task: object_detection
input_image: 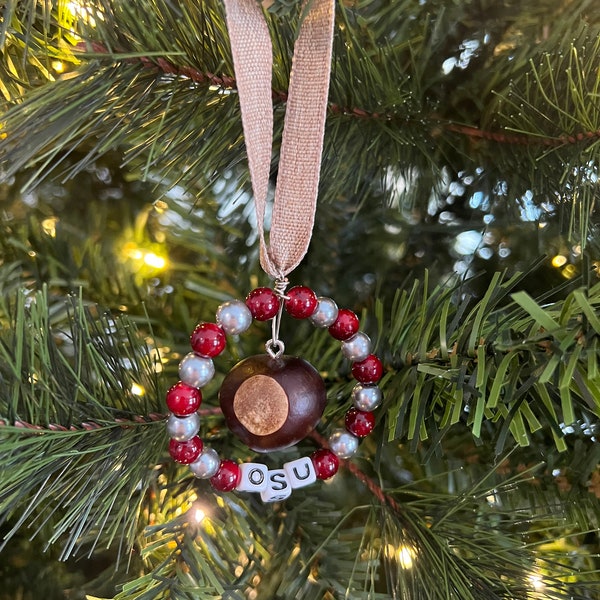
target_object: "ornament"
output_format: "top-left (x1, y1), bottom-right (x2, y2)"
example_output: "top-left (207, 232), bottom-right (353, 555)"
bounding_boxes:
top-left (219, 354), bottom-right (326, 452)
top-left (165, 283), bottom-right (384, 503)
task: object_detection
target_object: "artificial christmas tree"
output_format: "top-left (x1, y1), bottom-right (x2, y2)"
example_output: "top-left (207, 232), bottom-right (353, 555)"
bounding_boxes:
top-left (0, 0), bottom-right (599, 598)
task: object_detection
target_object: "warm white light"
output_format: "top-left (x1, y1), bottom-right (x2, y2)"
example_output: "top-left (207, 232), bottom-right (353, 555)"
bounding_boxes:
top-left (143, 252), bottom-right (166, 269)
top-left (66, 1), bottom-right (99, 26)
top-left (551, 254), bottom-right (567, 268)
top-left (529, 573), bottom-right (544, 591)
top-left (398, 546), bottom-right (414, 569)
top-left (385, 543), bottom-right (415, 569)
top-left (41, 216), bottom-right (59, 237)
top-left (193, 508), bottom-right (206, 524)
top-left (130, 382), bottom-right (145, 396)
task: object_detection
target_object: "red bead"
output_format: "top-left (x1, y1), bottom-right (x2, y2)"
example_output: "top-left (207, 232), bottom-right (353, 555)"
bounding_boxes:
top-left (284, 286), bottom-right (318, 319)
top-left (345, 407), bottom-right (375, 437)
top-left (166, 381), bottom-right (202, 416)
top-left (210, 459), bottom-right (241, 492)
top-left (311, 448), bottom-right (339, 480)
top-left (351, 354), bottom-right (383, 384)
top-left (328, 309), bottom-right (359, 341)
top-left (245, 287), bottom-right (281, 321)
top-left (190, 322), bottom-right (226, 357)
top-left (169, 436), bottom-right (203, 464)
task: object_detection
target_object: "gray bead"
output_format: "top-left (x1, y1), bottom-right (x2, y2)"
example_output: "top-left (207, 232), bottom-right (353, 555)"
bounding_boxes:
top-left (341, 332), bottom-right (371, 362)
top-left (166, 412), bottom-right (200, 441)
top-left (329, 429), bottom-right (359, 459)
top-left (309, 297), bottom-right (339, 328)
top-left (189, 447), bottom-right (221, 479)
top-left (352, 383), bottom-right (382, 411)
top-left (179, 352), bottom-right (215, 388)
top-left (216, 300), bottom-right (253, 335)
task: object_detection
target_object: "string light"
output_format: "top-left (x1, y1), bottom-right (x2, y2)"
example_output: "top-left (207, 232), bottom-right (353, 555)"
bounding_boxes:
top-left (65, 1), bottom-right (100, 26)
top-left (121, 241), bottom-right (168, 273)
top-left (529, 572), bottom-right (544, 592)
top-left (551, 255), bottom-right (567, 268)
top-left (51, 61), bottom-right (66, 74)
top-left (143, 252), bottom-right (166, 269)
top-left (41, 216), bottom-right (59, 237)
top-left (384, 543), bottom-right (416, 569)
top-left (130, 382), bottom-right (145, 396)
top-left (561, 264), bottom-right (577, 279)
top-left (192, 507), bottom-right (206, 524)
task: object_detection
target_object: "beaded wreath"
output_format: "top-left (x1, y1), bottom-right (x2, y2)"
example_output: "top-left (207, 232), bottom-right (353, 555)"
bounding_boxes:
top-left (165, 285), bottom-right (383, 503)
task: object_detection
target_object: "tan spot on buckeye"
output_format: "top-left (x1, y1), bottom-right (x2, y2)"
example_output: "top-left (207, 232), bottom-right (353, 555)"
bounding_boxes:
top-left (233, 375), bottom-right (289, 436)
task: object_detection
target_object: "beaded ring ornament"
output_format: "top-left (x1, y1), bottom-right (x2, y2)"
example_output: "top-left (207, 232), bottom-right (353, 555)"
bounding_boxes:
top-left (165, 282), bottom-right (383, 503)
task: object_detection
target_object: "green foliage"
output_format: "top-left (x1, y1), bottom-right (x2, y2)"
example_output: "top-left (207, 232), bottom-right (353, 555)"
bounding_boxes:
top-left (1, 0), bottom-right (600, 243)
top-left (0, 0), bottom-right (599, 598)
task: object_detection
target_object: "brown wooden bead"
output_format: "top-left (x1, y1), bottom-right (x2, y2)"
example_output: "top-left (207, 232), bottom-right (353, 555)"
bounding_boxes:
top-left (219, 354), bottom-right (326, 452)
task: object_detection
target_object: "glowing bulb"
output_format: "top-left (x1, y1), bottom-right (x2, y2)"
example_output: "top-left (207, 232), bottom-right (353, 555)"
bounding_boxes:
top-left (529, 573), bottom-right (544, 591)
top-left (398, 545), bottom-right (414, 569)
top-left (561, 264), bottom-right (577, 279)
top-left (51, 61), bottom-right (65, 74)
top-left (143, 252), bottom-right (166, 269)
top-left (384, 543), bottom-right (415, 569)
top-left (551, 255), bottom-right (567, 268)
top-left (66, 1), bottom-right (99, 26)
top-left (130, 382), bottom-right (145, 396)
top-left (41, 216), bottom-right (59, 237)
top-left (193, 508), bottom-right (206, 523)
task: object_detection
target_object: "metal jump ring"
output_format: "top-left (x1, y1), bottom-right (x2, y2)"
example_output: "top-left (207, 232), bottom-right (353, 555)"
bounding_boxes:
top-left (265, 339), bottom-right (285, 359)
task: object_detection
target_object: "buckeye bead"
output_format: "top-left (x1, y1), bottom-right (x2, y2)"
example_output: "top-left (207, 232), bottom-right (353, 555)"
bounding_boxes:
top-left (169, 436), bottom-right (203, 464)
top-left (166, 412), bottom-right (200, 441)
top-left (352, 383), bottom-right (382, 411)
top-left (216, 300), bottom-right (253, 335)
top-left (309, 296), bottom-right (339, 328)
top-left (190, 322), bottom-right (226, 357)
top-left (341, 332), bottom-right (371, 362)
top-left (351, 354), bottom-right (383, 384)
top-left (190, 447), bottom-right (221, 479)
top-left (311, 448), bottom-right (339, 480)
top-left (165, 381), bottom-right (202, 416)
top-left (284, 286), bottom-right (318, 319)
top-left (246, 287), bottom-right (280, 321)
top-left (210, 459), bottom-right (241, 492)
top-left (179, 352), bottom-right (215, 388)
top-left (328, 309), bottom-right (360, 341)
top-left (219, 354), bottom-right (326, 452)
top-left (329, 429), bottom-right (359, 459)
top-left (345, 407), bottom-right (375, 438)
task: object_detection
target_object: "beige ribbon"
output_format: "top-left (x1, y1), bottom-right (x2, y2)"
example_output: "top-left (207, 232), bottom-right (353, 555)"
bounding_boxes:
top-left (223, 0), bottom-right (336, 280)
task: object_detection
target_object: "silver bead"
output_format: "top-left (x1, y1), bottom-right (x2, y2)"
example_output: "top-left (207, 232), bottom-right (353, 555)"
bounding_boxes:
top-left (166, 412), bottom-right (200, 441)
top-left (309, 297), bottom-right (339, 328)
top-left (341, 332), bottom-right (371, 362)
top-left (189, 447), bottom-right (220, 479)
top-left (352, 383), bottom-right (382, 411)
top-left (179, 352), bottom-right (215, 388)
top-left (328, 428), bottom-right (359, 459)
top-left (216, 300), bottom-right (253, 335)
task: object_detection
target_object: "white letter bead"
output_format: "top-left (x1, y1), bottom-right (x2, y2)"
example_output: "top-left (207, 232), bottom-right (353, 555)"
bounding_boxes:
top-left (260, 469), bottom-right (292, 503)
top-left (237, 463), bottom-right (269, 492)
top-left (283, 457), bottom-right (317, 489)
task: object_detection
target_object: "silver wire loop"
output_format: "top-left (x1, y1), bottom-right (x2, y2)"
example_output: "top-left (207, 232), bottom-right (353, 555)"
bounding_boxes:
top-left (266, 278), bottom-right (289, 359)
top-left (265, 339), bottom-right (285, 359)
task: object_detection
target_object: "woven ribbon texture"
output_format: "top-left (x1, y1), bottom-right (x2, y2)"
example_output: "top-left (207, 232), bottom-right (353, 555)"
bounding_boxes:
top-left (223, 0), bottom-right (335, 279)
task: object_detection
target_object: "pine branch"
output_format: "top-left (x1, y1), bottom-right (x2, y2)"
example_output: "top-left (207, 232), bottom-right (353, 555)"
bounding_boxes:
top-left (0, 287), bottom-right (169, 559)
top-left (2, 0), bottom-right (600, 243)
top-left (108, 462), bottom-right (599, 600)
